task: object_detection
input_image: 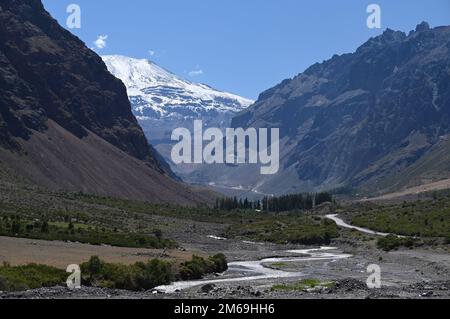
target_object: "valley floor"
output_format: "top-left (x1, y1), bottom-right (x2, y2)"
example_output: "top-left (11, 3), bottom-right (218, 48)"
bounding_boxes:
top-left (1, 225), bottom-right (449, 299)
top-left (0, 236), bottom-right (201, 269)
top-left (0, 177), bottom-right (449, 299)
top-left (361, 178), bottom-right (450, 202)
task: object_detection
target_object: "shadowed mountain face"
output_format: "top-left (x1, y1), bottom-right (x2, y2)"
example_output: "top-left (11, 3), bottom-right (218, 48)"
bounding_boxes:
top-left (0, 0), bottom-right (211, 204)
top-left (0, 0), bottom-right (158, 163)
top-left (232, 23), bottom-right (450, 195)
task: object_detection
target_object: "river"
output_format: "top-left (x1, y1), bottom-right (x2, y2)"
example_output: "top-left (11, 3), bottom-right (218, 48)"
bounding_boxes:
top-left (154, 247), bottom-right (352, 293)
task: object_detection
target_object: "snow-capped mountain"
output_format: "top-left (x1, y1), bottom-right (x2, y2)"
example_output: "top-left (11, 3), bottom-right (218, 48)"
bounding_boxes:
top-left (102, 55), bottom-right (253, 123)
top-left (102, 55), bottom-right (253, 182)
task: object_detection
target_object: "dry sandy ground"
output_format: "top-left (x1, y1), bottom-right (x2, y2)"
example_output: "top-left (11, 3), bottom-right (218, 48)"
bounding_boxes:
top-left (362, 178), bottom-right (450, 202)
top-left (0, 236), bottom-right (201, 268)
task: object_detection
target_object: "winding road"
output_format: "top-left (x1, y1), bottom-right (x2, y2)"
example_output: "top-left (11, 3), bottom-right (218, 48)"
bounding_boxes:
top-left (326, 214), bottom-right (398, 237)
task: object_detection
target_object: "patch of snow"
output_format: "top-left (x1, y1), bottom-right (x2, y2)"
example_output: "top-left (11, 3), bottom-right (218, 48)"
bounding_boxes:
top-left (102, 55), bottom-right (253, 120)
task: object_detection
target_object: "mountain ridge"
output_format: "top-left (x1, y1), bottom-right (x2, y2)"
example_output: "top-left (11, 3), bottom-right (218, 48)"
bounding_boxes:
top-left (231, 22), bottom-right (450, 195)
top-left (0, 0), bottom-right (212, 204)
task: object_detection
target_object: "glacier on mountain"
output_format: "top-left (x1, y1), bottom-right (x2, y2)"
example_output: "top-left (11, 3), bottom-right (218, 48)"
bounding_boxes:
top-left (102, 55), bottom-right (253, 123)
top-left (102, 55), bottom-right (254, 185)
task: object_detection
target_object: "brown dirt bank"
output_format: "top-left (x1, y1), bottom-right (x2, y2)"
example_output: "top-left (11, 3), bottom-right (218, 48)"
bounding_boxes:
top-left (0, 236), bottom-right (203, 269)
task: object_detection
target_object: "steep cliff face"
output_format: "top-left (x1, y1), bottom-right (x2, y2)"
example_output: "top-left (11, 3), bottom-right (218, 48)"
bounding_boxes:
top-left (232, 23), bottom-right (450, 194)
top-left (0, 0), bottom-right (211, 204)
top-left (0, 0), bottom-right (161, 164)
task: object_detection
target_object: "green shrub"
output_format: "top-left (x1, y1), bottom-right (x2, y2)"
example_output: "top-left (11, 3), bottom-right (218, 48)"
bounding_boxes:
top-left (209, 254), bottom-right (228, 273)
top-left (80, 256), bottom-right (174, 291)
top-left (179, 254), bottom-right (228, 280)
top-left (226, 216), bottom-right (339, 245)
top-left (0, 264), bottom-right (67, 292)
top-left (179, 255), bottom-right (210, 280)
top-left (272, 279), bottom-right (335, 292)
top-left (351, 199), bottom-right (450, 238)
top-left (134, 259), bottom-right (174, 290)
top-left (377, 235), bottom-right (416, 251)
top-left (0, 254), bottom-right (228, 293)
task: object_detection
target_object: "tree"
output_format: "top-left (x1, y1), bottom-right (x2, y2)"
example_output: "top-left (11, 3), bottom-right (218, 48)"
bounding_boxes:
top-left (41, 221), bottom-right (49, 233)
top-left (11, 219), bottom-right (21, 234)
top-left (153, 229), bottom-right (163, 241)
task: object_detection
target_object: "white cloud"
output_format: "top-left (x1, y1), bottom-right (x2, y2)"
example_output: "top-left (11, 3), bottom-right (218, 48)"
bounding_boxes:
top-left (94, 35), bottom-right (108, 49)
top-left (188, 68), bottom-right (204, 77)
top-left (148, 50), bottom-right (156, 57)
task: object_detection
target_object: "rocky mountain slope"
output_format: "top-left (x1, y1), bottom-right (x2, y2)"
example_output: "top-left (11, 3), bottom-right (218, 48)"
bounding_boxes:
top-left (0, 0), bottom-right (212, 204)
top-left (102, 55), bottom-right (253, 180)
top-left (231, 23), bottom-right (450, 195)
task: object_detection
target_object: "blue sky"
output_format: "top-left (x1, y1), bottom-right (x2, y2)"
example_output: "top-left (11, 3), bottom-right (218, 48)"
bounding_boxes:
top-left (42, 0), bottom-right (450, 100)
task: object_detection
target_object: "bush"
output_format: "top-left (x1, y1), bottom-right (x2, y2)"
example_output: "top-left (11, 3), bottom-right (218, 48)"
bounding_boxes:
top-left (0, 254), bottom-right (228, 292)
top-left (179, 255), bottom-right (210, 280)
top-left (0, 264), bottom-right (67, 292)
top-left (377, 235), bottom-right (416, 251)
top-left (209, 254), bottom-right (228, 273)
top-left (80, 256), bottom-right (174, 291)
top-left (226, 216), bottom-right (339, 245)
top-left (134, 259), bottom-right (174, 290)
top-left (272, 279), bottom-right (335, 292)
top-left (351, 199), bottom-right (450, 239)
top-left (0, 275), bottom-right (10, 291)
top-left (179, 254), bottom-right (228, 280)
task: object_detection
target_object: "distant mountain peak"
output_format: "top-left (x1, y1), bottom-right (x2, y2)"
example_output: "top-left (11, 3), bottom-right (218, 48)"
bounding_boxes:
top-left (102, 55), bottom-right (254, 183)
top-left (416, 21), bottom-right (431, 32)
top-left (102, 55), bottom-right (253, 121)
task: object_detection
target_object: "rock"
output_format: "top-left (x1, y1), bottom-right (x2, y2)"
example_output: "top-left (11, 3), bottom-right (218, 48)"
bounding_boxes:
top-left (334, 279), bottom-right (368, 292)
top-left (322, 287), bottom-right (332, 294)
top-left (306, 286), bottom-right (324, 294)
top-left (421, 291), bottom-right (434, 298)
top-left (200, 284), bottom-right (216, 294)
top-left (416, 21), bottom-right (430, 32)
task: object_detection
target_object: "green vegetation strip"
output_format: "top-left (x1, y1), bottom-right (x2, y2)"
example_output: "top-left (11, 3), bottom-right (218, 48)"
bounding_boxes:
top-left (377, 235), bottom-right (417, 252)
top-left (1, 185), bottom-right (342, 248)
top-left (350, 197), bottom-right (450, 238)
top-left (0, 216), bottom-right (176, 249)
top-left (0, 254), bottom-right (228, 292)
top-left (225, 216), bottom-right (339, 245)
top-left (0, 263), bottom-right (67, 292)
top-left (272, 279), bottom-right (335, 292)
